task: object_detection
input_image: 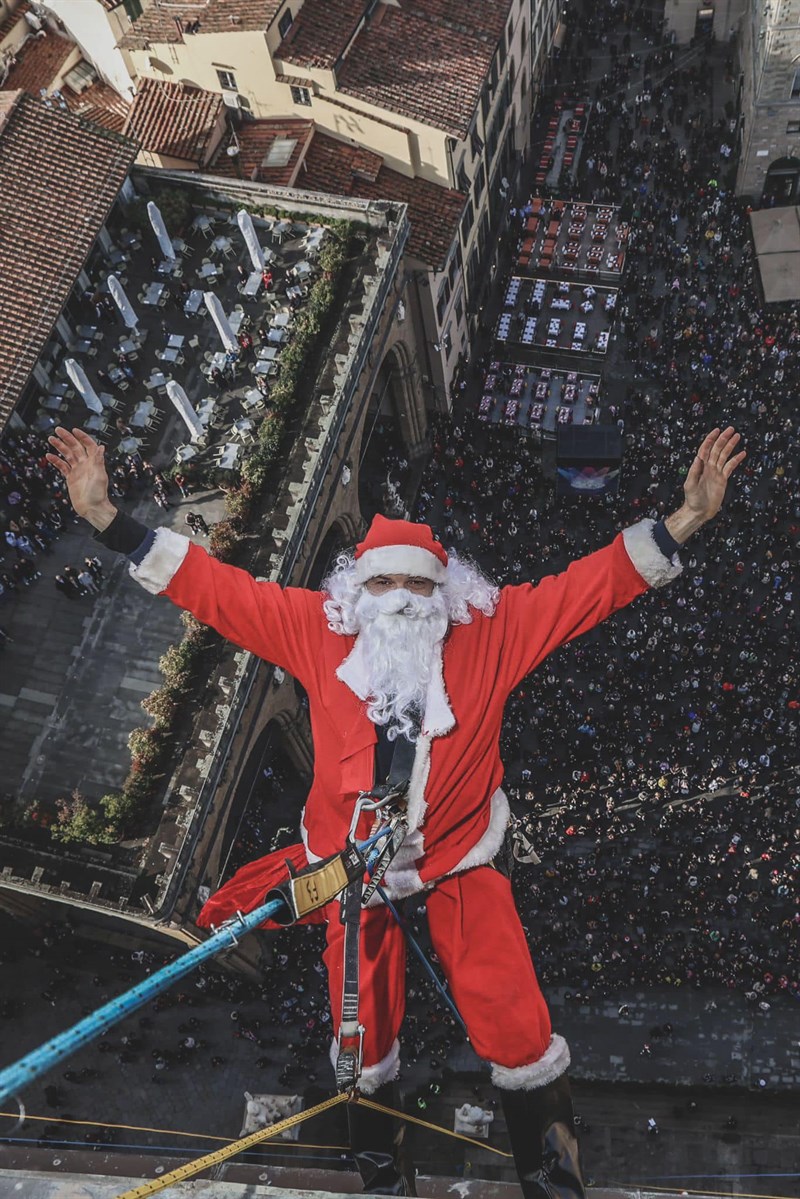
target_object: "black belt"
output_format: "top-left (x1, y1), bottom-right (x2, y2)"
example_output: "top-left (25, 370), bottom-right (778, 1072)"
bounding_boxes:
top-left (335, 723), bottom-right (418, 1092)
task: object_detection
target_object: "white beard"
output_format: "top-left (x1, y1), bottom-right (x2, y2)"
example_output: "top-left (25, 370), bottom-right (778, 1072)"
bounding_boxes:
top-left (352, 588), bottom-right (449, 740)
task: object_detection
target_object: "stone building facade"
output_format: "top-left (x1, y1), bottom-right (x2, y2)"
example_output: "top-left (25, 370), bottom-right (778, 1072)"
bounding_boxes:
top-left (737, 0), bottom-right (800, 201)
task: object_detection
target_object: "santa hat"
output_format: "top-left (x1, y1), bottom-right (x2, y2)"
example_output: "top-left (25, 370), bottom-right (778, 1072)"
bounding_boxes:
top-left (353, 514), bottom-right (448, 583)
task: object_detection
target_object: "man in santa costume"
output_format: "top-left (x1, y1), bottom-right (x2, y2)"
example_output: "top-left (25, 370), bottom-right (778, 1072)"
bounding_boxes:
top-left (47, 425), bottom-right (744, 1198)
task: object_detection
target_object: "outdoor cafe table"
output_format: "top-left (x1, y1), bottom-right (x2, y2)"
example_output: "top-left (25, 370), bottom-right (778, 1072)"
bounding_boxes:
top-left (167, 333), bottom-right (185, 349)
top-left (192, 214), bottom-right (213, 235)
top-left (243, 270), bottom-right (262, 297)
top-left (270, 312), bottom-right (291, 328)
top-left (131, 400), bottom-right (155, 428)
top-left (217, 443), bottom-right (242, 470)
top-left (231, 418), bottom-right (255, 440)
top-left (184, 289), bottom-right (204, 315)
top-left (255, 358), bottom-right (278, 377)
top-left (229, 310), bottom-right (246, 335)
top-left (143, 282), bottom-right (165, 306)
top-left (198, 262), bottom-right (221, 281)
top-left (242, 390), bottom-right (265, 413)
top-left (42, 394), bottom-right (66, 411)
top-left (267, 327), bottom-right (287, 345)
top-left (146, 371), bottom-right (168, 390)
top-left (119, 337), bottom-right (139, 356)
top-left (211, 235), bottom-right (232, 255)
top-left (84, 413), bottom-right (106, 433)
top-left (118, 436), bottom-right (141, 455)
top-left (49, 381), bottom-right (69, 396)
top-left (257, 345), bottom-right (279, 361)
top-left (210, 351), bottom-right (228, 371)
top-left (176, 444), bottom-right (198, 464)
top-left (286, 285), bottom-right (304, 302)
top-left (157, 346), bottom-right (181, 363)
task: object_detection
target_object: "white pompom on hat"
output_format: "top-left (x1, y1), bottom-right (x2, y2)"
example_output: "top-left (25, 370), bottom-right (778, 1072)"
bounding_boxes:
top-left (353, 513), bottom-right (448, 583)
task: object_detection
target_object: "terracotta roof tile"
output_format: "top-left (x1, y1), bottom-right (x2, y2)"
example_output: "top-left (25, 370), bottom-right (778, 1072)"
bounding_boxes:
top-left (211, 116), bottom-right (314, 186)
top-left (278, 0), bottom-right (512, 138)
top-left (118, 0), bottom-right (283, 48)
top-left (0, 28), bottom-right (74, 94)
top-left (63, 80), bottom-right (131, 134)
top-left (0, 91), bottom-right (138, 431)
top-left (336, 0), bottom-right (511, 138)
top-left (123, 77), bottom-right (223, 165)
top-left (299, 130), bottom-right (465, 270)
top-left (0, 2), bottom-right (29, 43)
top-left (278, 0), bottom-right (366, 70)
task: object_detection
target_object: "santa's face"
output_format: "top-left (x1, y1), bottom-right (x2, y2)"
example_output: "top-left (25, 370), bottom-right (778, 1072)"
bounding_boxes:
top-left (352, 582), bottom-right (448, 735)
top-left (364, 572), bottom-right (436, 597)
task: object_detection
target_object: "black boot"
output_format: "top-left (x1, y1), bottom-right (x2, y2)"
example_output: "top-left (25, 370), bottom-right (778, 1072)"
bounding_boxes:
top-left (347, 1083), bottom-right (416, 1195)
top-left (500, 1074), bottom-right (586, 1199)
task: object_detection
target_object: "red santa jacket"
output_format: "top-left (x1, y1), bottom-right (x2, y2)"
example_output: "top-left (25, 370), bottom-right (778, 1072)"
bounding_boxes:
top-left (130, 519), bottom-right (680, 915)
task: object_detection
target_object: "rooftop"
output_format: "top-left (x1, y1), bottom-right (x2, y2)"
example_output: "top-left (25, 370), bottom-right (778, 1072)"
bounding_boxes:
top-left (280, 0), bottom-right (512, 138)
top-left (0, 1), bottom-right (28, 44)
top-left (212, 117), bottom-right (315, 186)
top-left (299, 130), bottom-right (465, 269)
top-left (0, 27), bottom-right (74, 93)
top-left (118, 0), bottom-right (284, 49)
top-left (123, 77), bottom-right (224, 165)
top-left (0, 90), bottom-right (138, 431)
top-left (277, 0), bottom-right (367, 70)
top-left (63, 80), bottom-right (131, 134)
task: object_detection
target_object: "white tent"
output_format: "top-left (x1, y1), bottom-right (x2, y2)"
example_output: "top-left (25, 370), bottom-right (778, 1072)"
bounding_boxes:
top-left (65, 358), bottom-right (103, 415)
top-left (166, 381), bottom-right (204, 443)
top-left (236, 208), bottom-right (265, 272)
top-left (204, 291), bottom-right (238, 352)
top-left (148, 201), bottom-right (176, 261)
top-left (107, 274), bottom-right (138, 329)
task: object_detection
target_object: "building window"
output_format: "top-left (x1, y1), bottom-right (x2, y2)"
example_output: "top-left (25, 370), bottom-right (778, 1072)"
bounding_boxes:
top-left (470, 122), bottom-right (483, 161)
top-left (291, 85), bottom-right (312, 106)
top-left (124, 0), bottom-right (143, 19)
top-left (216, 68), bottom-right (237, 91)
top-left (455, 294), bottom-right (464, 325)
top-left (792, 69), bottom-right (800, 100)
top-left (460, 198), bottom-right (475, 243)
top-left (473, 161), bottom-right (486, 203)
top-left (436, 277), bottom-right (451, 326)
top-left (448, 244), bottom-right (461, 290)
top-left (278, 7), bottom-right (293, 38)
top-left (788, 120), bottom-right (800, 134)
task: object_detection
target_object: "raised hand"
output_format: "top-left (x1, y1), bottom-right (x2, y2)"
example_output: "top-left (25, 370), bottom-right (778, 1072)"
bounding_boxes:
top-left (45, 427), bottom-right (117, 531)
top-left (683, 427), bottom-right (746, 523)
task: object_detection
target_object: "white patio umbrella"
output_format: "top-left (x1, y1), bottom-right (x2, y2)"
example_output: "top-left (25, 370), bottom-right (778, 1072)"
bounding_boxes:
top-left (65, 358), bottom-right (103, 415)
top-left (166, 380), bottom-right (204, 443)
top-left (148, 201), bottom-right (176, 261)
top-left (107, 274), bottom-right (138, 329)
top-left (204, 291), bottom-right (238, 352)
top-left (236, 208), bottom-right (265, 272)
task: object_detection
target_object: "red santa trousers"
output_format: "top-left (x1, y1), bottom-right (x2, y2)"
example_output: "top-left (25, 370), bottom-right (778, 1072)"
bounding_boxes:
top-left (324, 865), bottom-right (551, 1077)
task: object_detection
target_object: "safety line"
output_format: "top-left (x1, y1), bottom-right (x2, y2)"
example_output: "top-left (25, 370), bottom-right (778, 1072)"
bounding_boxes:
top-left (113, 1092), bottom-right (349, 1199)
top-left (354, 1096), bottom-right (513, 1158)
top-left (615, 1184), bottom-right (800, 1199)
top-left (0, 1109), bottom-right (348, 1150)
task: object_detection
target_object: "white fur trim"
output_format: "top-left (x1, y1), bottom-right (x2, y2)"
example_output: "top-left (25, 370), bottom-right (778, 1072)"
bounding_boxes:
top-left (128, 527), bottom-right (191, 595)
top-left (449, 787), bottom-right (510, 875)
top-left (491, 1034), bottom-right (571, 1090)
top-left (329, 1037), bottom-right (401, 1094)
top-left (622, 520), bottom-right (682, 589)
top-left (405, 733), bottom-right (432, 834)
top-left (335, 635), bottom-right (372, 699)
top-left (353, 544), bottom-right (447, 583)
top-left (421, 644), bottom-right (455, 736)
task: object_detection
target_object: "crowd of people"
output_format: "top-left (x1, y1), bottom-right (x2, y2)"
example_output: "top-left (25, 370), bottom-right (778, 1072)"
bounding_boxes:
top-left (407, 4), bottom-right (799, 1006)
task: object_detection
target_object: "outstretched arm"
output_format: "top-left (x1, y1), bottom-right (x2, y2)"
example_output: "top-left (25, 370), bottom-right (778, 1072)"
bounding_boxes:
top-left (663, 426), bottom-right (746, 544)
top-left (45, 427), bottom-right (323, 680)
